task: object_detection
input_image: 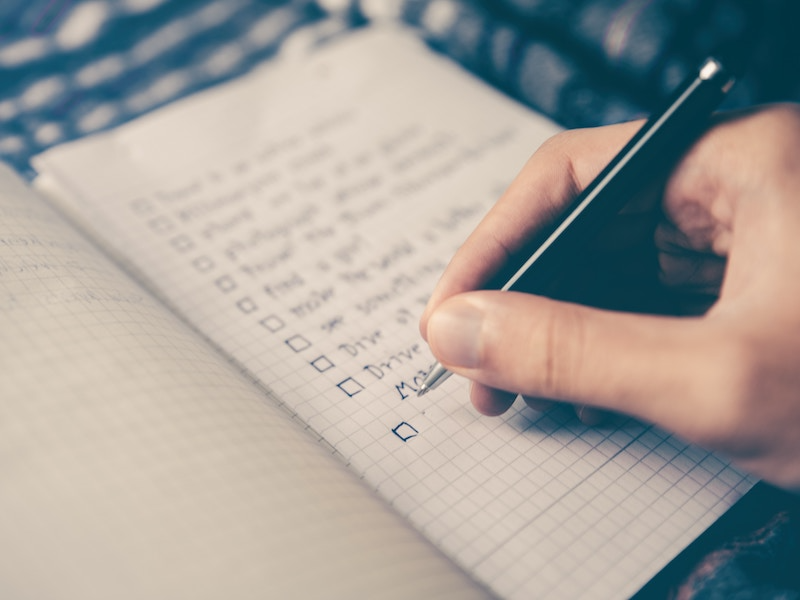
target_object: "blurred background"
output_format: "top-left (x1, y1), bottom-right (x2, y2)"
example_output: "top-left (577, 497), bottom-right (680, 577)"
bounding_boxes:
top-left (0, 0), bottom-right (799, 175)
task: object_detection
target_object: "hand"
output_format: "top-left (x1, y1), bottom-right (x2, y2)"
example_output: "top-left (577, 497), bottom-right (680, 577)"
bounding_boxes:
top-left (419, 104), bottom-right (800, 491)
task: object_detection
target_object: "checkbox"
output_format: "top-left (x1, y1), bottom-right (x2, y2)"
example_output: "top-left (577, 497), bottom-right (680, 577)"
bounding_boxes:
top-left (259, 315), bottom-right (285, 332)
top-left (236, 297), bottom-right (258, 314)
top-left (170, 235), bottom-right (194, 252)
top-left (337, 377), bottom-right (364, 397)
top-left (215, 275), bottom-right (237, 293)
top-left (192, 256), bottom-right (215, 272)
top-left (392, 421), bottom-right (419, 442)
top-left (310, 355), bottom-right (334, 373)
top-left (285, 334), bottom-right (311, 352)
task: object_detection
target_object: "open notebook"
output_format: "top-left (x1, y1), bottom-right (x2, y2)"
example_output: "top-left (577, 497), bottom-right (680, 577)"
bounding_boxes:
top-left (2, 26), bottom-right (754, 599)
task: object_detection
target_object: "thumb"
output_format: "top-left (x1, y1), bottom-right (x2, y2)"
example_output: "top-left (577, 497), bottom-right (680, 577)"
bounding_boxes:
top-left (424, 291), bottom-right (715, 431)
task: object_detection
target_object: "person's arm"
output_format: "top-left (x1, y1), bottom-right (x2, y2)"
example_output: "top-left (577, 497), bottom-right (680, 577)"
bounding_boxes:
top-left (420, 104), bottom-right (800, 492)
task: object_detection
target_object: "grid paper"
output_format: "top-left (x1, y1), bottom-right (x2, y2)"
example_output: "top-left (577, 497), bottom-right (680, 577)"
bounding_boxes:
top-left (33, 27), bottom-right (755, 600)
top-left (0, 161), bottom-right (489, 599)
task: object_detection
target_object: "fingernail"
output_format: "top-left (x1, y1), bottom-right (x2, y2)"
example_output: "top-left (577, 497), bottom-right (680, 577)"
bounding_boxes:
top-left (427, 298), bottom-right (483, 368)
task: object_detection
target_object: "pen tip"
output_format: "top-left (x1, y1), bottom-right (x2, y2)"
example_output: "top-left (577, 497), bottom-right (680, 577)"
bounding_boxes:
top-left (417, 386), bottom-right (430, 397)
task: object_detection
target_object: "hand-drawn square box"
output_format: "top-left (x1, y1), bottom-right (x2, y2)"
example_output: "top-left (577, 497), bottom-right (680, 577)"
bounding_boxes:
top-left (192, 256), bottom-right (215, 272)
top-left (310, 355), bottom-right (334, 373)
top-left (337, 377), bottom-right (364, 397)
top-left (285, 334), bottom-right (311, 352)
top-left (215, 275), bottom-right (237, 293)
top-left (148, 216), bottom-right (175, 233)
top-left (236, 297), bottom-right (258, 314)
top-left (170, 235), bottom-right (195, 252)
top-left (392, 421), bottom-right (419, 442)
top-left (259, 315), bottom-right (285, 333)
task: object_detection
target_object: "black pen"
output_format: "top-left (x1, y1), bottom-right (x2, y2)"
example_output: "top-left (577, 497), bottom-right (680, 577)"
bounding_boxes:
top-left (417, 56), bottom-right (737, 396)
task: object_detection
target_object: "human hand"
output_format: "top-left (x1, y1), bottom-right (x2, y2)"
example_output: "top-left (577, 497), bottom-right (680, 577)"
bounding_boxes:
top-left (419, 104), bottom-right (800, 491)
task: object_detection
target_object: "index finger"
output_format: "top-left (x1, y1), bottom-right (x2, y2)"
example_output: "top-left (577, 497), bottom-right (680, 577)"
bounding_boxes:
top-left (420, 120), bottom-right (644, 339)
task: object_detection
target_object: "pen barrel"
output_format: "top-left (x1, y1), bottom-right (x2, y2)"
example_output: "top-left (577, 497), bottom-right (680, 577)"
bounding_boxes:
top-left (501, 58), bottom-right (735, 294)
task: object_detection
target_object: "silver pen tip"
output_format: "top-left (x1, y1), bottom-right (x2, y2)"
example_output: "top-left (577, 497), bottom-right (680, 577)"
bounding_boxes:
top-left (417, 385), bottom-right (430, 397)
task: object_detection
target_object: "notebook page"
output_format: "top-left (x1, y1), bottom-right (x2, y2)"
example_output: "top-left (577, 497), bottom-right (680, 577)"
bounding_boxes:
top-left (0, 163), bottom-right (489, 599)
top-left (33, 27), bottom-right (756, 599)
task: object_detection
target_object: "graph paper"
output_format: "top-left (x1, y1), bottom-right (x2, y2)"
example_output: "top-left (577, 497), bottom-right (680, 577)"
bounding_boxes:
top-left (33, 27), bottom-right (754, 599)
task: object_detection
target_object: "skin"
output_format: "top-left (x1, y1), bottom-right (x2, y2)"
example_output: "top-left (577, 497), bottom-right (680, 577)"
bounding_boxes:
top-left (419, 104), bottom-right (800, 492)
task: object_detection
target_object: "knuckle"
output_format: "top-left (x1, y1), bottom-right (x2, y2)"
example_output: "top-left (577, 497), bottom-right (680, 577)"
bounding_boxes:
top-left (526, 133), bottom-right (583, 210)
top-left (689, 336), bottom-right (761, 448)
top-left (741, 105), bottom-right (800, 176)
top-left (536, 129), bottom-right (580, 157)
top-left (527, 303), bottom-right (586, 401)
top-left (532, 129), bottom-right (585, 179)
top-left (758, 103), bottom-right (800, 137)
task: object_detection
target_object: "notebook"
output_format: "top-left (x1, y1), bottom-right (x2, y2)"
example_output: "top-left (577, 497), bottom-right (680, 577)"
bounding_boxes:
top-left (1, 25), bottom-right (754, 599)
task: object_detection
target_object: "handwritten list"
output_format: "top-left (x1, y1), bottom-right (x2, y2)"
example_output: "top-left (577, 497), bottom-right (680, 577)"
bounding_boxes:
top-left (34, 28), bottom-right (755, 600)
top-left (102, 80), bottom-right (520, 445)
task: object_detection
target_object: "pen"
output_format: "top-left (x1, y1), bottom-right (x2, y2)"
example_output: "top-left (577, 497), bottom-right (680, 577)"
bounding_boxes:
top-left (417, 56), bottom-right (737, 397)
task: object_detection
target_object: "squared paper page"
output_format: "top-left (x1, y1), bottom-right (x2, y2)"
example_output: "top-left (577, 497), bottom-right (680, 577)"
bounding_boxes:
top-left (0, 163), bottom-right (488, 600)
top-left (33, 27), bottom-right (756, 599)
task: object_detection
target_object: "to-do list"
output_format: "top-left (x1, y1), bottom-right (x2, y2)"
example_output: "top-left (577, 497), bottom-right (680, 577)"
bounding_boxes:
top-left (35, 29), bottom-right (753, 600)
top-left (124, 103), bottom-right (518, 441)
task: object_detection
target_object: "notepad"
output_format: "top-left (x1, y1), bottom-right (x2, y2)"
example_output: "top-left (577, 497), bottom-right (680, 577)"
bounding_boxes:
top-left (1, 26), bottom-right (754, 600)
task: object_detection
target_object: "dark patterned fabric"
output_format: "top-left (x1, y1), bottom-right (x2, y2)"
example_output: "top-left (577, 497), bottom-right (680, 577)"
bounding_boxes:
top-left (326, 0), bottom-right (800, 126)
top-left (673, 509), bottom-right (800, 599)
top-left (0, 0), bottom-right (798, 595)
top-left (2, 0), bottom-right (799, 174)
top-left (0, 0), bottom-right (333, 174)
